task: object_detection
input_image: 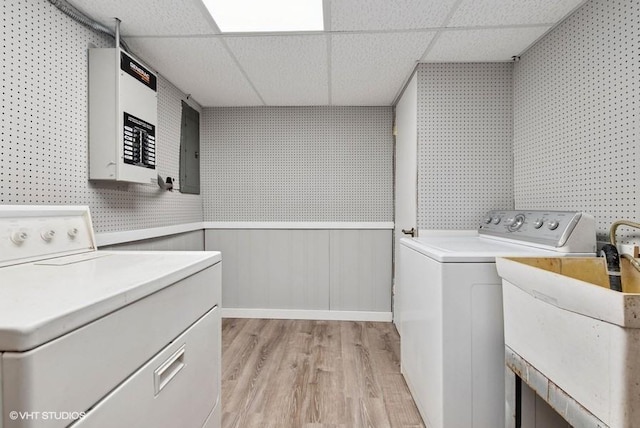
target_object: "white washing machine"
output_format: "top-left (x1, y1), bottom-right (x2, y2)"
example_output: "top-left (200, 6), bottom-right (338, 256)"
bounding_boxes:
top-left (0, 206), bottom-right (222, 428)
top-left (397, 210), bottom-right (596, 428)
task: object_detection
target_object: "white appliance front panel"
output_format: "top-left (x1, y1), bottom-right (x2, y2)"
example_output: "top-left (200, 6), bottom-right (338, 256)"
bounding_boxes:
top-left (397, 230), bottom-right (595, 428)
top-left (1, 264), bottom-right (221, 428)
top-left (0, 251), bottom-right (221, 351)
top-left (74, 307), bottom-right (220, 428)
top-left (399, 244), bottom-right (505, 428)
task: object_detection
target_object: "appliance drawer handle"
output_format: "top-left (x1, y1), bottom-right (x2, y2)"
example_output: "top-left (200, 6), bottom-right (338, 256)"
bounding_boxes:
top-left (154, 344), bottom-right (186, 395)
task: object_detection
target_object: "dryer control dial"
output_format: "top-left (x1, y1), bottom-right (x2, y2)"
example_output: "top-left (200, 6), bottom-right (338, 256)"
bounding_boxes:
top-left (11, 231), bottom-right (29, 245)
top-left (548, 220), bottom-right (560, 230)
top-left (41, 229), bottom-right (56, 242)
top-left (534, 219), bottom-right (544, 229)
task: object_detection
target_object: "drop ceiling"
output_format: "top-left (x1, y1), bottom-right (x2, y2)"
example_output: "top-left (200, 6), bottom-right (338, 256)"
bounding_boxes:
top-left (67, 0), bottom-right (587, 107)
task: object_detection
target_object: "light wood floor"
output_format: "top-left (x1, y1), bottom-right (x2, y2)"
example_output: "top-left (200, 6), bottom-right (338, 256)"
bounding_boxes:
top-left (221, 318), bottom-right (425, 428)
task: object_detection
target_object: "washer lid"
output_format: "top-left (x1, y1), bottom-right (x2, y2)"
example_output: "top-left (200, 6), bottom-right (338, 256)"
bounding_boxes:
top-left (0, 250), bottom-right (221, 352)
top-left (400, 236), bottom-right (578, 263)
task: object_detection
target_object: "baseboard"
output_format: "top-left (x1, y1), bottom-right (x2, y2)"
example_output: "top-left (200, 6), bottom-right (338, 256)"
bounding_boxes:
top-left (221, 308), bottom-right (393, 322)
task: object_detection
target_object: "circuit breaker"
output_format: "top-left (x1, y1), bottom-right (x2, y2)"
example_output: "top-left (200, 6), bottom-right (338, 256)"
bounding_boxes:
top-left (89, 48), bottom-right (157, 184)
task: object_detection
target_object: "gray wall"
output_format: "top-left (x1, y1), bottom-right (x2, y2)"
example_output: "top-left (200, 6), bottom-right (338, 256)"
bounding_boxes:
top-left (201, 107), bottom-right (393, 222)
top-left (417, 63), bottom-right (514, 230)
top-left (201, 106), bottom-right (394, 314)
top-left (1, 0), bottom-right (203, 233)
top-left (513, 0), bottom-right (639, 243)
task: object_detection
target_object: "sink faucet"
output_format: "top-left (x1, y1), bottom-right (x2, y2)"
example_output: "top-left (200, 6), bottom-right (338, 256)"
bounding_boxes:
top-left (610, 220), bottom-right (640, 274)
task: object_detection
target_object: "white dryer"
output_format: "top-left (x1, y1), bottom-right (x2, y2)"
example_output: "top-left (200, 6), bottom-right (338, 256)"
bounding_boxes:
top-left (397, 210), bottom-right (596, 428)
top-left (0, 206), bottom-right (222, 428)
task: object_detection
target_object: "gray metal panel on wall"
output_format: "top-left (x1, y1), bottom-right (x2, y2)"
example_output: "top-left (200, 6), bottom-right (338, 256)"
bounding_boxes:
top-left (0, 0), bottom-right (203, 233)
top-left (201, 107), bottom-right (393, 222)
top-left (513, 0), bottom-right (640, 243)
top-left (329, 229), bottom-right (392, 312)
top-left (205, 229), bottom-right (331, 310)
top-left (417, 63), bottom-right (514, 230)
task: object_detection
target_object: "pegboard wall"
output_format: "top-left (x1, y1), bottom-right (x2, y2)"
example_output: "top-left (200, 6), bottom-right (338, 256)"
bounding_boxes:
top-left (1, 0), bottom-right (203, 233)
top-left (202, 107), bottom-right (393, 221)
top-left (514, 0), bottom-right (640, 243)
top-left (417, 63), bottom-right (514, 230)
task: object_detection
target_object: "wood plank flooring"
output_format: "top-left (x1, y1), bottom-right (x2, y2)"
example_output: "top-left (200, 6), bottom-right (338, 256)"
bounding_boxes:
top-left (222, 318), bottom-right (425, 428)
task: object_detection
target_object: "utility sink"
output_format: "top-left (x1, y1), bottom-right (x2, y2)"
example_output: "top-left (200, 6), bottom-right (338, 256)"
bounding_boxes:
top-left (496, 256), bottom-right (640, 427)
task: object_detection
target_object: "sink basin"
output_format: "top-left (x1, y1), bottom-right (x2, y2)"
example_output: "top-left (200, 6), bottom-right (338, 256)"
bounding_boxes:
top-left (496, 256), bottom-right (640, 427)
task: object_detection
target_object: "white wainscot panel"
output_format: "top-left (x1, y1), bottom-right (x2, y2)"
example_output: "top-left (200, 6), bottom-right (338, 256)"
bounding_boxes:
top-left (329, 229), bottom-right (392, 312)
top-left (205, 229), bottom-right (392, 316)
top-left (205, 229), bottom-right (330, 310)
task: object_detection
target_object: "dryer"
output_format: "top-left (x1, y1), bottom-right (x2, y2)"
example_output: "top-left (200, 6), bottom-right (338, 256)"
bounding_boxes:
top-left (397, 210), bottom-right (596, 428)
top-left (0, 206), bottom-right (221, 428)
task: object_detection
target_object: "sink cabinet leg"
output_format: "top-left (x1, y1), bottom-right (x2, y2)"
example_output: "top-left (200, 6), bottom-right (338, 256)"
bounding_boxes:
top-left (505, 365), bottom-right (520, 428)
top-left (516, 375), bottom-right (522, 428)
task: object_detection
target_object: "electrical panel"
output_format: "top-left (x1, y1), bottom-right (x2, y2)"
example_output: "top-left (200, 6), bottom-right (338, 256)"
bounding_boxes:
top-left (89, 48), bottom-right (157, 184)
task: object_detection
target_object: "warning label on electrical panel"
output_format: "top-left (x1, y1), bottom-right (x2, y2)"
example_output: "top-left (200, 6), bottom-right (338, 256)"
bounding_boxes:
top-left (120, 52), bottom-right (157, 91)
top-left (123, 112), bottom-right (156, 169)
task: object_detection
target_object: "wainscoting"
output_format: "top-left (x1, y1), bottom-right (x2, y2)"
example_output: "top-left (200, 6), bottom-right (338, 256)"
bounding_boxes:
top-left (205, 228), bottom-right (392, 321)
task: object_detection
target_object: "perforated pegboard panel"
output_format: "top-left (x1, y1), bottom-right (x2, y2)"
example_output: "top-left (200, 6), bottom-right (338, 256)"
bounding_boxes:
top-left (202, 107), bottom-right (393, 221)
top-left (0, 0), bottom-right (203, 233)
top-left (417, 63), bottom-right (514, 230)
top-left (513, 0), bottom-right (640, 243)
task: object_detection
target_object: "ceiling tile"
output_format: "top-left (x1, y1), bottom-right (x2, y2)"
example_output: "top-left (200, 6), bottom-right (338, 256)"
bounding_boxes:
top-left (126, 37), bottom-right (263, 106)
top-left (331, 32), bottom-right (435, 105)
top-left (330, 0), bottom-right (459, 31)
top-left (225, 35), bottom-right (328, 106)
top-left (448, 0), bottom-right (587, 27)
top-left (422, 27), bottom-right (551, 62)
top-left (66, 0), bottom-right (217, 35)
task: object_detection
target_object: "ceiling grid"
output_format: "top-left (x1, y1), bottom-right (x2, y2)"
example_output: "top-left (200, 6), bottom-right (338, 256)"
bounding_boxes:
top-left (65, 0), bottom-right (588, 106)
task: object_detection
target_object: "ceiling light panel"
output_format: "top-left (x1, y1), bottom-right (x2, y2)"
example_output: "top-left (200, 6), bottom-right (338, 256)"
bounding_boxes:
top-left (423, 27), bottom-right (550, 62)
top-left (203, 0), bottom-right (324, 32)
top-left (448, 0), bottom-right (587, 27)
top-left (330, 0), bottom-right (459, 31)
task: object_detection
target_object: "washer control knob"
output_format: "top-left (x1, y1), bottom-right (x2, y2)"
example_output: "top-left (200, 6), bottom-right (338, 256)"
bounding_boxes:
top-left (505, 217), bottom-right (515, 226)
top-left (484, 217), bottom-right (492, 224)
top-left (548, 220), bottom-right (560, 230)
top-left (534, 219), bottom-right (544, 229)
top-left (509, 214), bottom-right (526, 231)
top-left (11, 231), bottom-right (28, 244)
top-left (492, 217), bottom-right (501, 225)
top-left (68, 227), bottom-right (79, 238)
top-left (41, 229), bottom-right (56, 242)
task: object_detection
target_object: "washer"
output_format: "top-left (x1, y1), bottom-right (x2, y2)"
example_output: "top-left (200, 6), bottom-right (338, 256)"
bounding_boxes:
top-left (0, 206), bottom-right (222, 428)
top-left (397, 210), bottom-right (596, 428)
